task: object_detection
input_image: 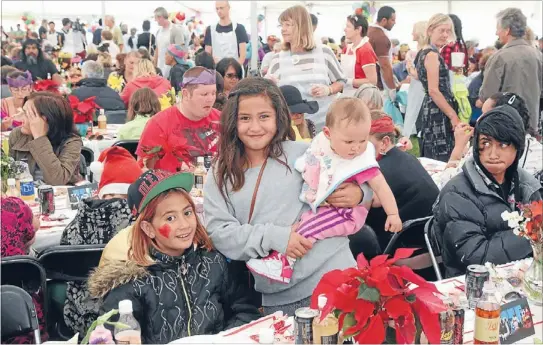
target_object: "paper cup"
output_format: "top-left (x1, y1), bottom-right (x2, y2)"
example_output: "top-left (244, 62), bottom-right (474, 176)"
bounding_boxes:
top-left (451, 52), bottom-right (465, 68)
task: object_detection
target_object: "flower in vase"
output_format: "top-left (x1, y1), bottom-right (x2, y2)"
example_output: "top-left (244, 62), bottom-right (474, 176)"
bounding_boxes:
top-left (311, 248), bottom-right (448, 344)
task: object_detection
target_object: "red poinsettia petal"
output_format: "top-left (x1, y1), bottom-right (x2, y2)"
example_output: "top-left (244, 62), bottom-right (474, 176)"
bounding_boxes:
top-left (411, 287), bottom-right (447, 314)
top-left (370, 254), bottom-right (389, 268)
top-left (396, 314), bottom-right (417, 345)
top-left (384, 295), bottom-right (412, 319)
top-left (412, 298), bottom-right (442, 344)
top-left (310, 270), bottom-right (351, 309)
top-left (387, 248), bottom-right (417, 265)
top-left (357, 253), bottom-right (369, 270)
top-left (353, 299), bottom-right (375, 327)
top-left (390, 266), bottom-right (438, 291)
top-left (354, 314), bottom-right (386, 344)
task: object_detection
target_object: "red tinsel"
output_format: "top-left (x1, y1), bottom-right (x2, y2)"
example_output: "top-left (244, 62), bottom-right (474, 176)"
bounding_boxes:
top-left (34, 79), bottom-right (60, 94)
top-left (310, 249), bottom-right (448, 344)
top-left (68, 95), bottom-right (100, 124)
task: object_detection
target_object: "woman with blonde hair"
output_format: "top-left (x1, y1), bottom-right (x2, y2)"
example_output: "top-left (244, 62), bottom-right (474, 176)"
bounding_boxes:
top-left (118, 87), bottom-right (161, 140)
top-left (107, 51), bottom-right (142, 92)
top-left (120, 59), bottom-right (171, 106)
top-left (402, 21), bottom-right (427, 139)
top-left (266, 5), bottom-right (346, 131)
top-left (88, 170), bottom-right (260, 344)
top-left (415, 14), bottom-right (459, 162)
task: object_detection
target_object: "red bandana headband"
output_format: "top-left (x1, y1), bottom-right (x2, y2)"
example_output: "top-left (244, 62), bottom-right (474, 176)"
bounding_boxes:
top-left (370, 116), bottom-right (395, 134)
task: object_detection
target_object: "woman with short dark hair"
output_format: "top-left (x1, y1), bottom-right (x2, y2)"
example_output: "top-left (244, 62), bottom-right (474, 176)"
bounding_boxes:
top-left (216, 57), bottom-right (243, 96)
top-left (8, 92), bottom-right (83, 185)
top-left (434, 105), bottom-right (542, 277)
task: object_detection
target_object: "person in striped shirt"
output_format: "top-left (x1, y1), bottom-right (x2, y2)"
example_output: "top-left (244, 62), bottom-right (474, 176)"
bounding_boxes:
top-left (265, 5), bottom-right (346, 131)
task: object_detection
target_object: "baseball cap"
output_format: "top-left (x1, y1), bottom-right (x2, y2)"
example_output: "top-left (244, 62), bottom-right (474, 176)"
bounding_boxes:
top-left (127, 170), bottom-right (194, 216)
top-left (279, 85), bottom-right (319, 115)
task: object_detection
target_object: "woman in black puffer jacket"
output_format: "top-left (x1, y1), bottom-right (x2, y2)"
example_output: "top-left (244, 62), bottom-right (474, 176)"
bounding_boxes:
top-left (433, 105), bottom-right (542, 278)
top-left (88, 171), bottom-right (260, 344)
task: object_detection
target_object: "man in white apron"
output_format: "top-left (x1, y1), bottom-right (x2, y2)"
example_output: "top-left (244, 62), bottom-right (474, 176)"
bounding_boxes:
top-left (204, 1), bottom-right (248, 67)
top-left (154, 7), bottom-right (186, 79)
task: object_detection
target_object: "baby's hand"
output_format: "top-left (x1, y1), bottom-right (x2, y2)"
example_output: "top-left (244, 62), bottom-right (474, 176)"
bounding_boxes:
top-left (385, 214), bottom-right (402, 233)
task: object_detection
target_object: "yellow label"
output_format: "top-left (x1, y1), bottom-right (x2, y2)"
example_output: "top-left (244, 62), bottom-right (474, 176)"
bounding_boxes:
top-left (474, 317), bottom-right (500, 343)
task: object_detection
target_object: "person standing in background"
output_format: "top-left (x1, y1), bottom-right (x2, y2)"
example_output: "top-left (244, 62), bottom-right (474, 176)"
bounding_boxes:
top-left (46, 21), bottom-right (60, 47)
top-left (153, 7), bottom-right (185, 79)
top-left (440, 14), bottom-right (468, 74)
top-left (124, 28), bottom-right (138, 53)
top-left (103, 15), bottom-right (124, 52)
top-left (416, 14), bottom-right (459, 162)
top-left (137, 20), bottom-right (156, 55)
top-left (38, 20), bottom-right (47, 41)
top-left (59, 18), bottom-right (85, 58)
top-left (367, 6), bottom-right (398, 100)
top-left (92, 19), bottom-right (103, 46)
top-left (310, 13), bottom-right (318, 32)
top-left (479, 8), bottom-right (542, 135)
top-left (204, 1), bottom-right (248, 67)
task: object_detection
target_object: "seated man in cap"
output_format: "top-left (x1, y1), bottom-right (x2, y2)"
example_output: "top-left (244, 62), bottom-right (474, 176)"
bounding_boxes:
top-left (166, 44), bottom-right (191, 93)
top-left (136, 66), bottom-right (220, 172)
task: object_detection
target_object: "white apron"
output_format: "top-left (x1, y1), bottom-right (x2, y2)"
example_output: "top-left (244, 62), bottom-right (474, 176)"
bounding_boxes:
top-left (277, 45), bottom-right (334, 131)
top-left (340, 37), bottom-right (370, 97)
top-left (210, 22), bottom-right (239, 61)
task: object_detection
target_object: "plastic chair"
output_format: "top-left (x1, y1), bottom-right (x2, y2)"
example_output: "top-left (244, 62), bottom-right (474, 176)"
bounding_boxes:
top-left (112, 140), bottom-right (139, 159)
top-left (1, 255), bottom-right (48, 330)
top-left (424, 217), bottom-right (444, 281)
top-left (105, 110), bottom-right (127, 125)
top-left (81, 146), bottom-right (95, 181)
top-left (38, 244), bottom-right (105, 281)
top-left (38, 245), bottom-right (105, 340)
top-left (1, 285), bottom-right (42, 344)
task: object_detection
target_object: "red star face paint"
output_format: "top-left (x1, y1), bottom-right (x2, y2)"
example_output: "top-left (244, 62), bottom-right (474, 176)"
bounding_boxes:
top-left (158, 224), bottom-right (171, 238)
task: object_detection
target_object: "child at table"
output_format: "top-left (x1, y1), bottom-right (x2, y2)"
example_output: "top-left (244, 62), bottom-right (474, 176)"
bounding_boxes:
top-left (87, 170), bottom-right (260, 344)
top-left (247, 97), bottom-right (402, 283)
top-left (59, 146), bottom-right (142, 337)
top-left (1, 197), bottom-right (48, 344)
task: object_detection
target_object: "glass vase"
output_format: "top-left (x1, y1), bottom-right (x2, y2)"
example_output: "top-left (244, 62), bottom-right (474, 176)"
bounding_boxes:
top-left (523, 242), bottom-right (543, 306)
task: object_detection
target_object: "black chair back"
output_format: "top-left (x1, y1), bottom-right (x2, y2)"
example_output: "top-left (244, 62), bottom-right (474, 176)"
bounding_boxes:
top-left (424, 217), bottom-right (444, 281)
top-left (383, 216), bottom-right (432, 255)
top-left (81, 147), bottom-right (95, 181)
top-left (38, 244), bottom-right (105, 281)
top-left (112, 140), bottom-right (139, 159)
top-left (1, 285), bottom-right (41, 344)
top-left (105, 110), bottom-right (127, 124)
top-left (1, 255), bottom-right (48, 324)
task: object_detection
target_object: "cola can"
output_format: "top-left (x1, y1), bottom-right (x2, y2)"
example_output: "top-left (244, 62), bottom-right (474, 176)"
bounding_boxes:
top-left (465, 264), bottom-right (489, 309)
top-left (452, 308), bottom-right (465, 344)
top-left (38, 185), bottom-right (55, 215)
top-left (294, 307), bottom-right (318, 344)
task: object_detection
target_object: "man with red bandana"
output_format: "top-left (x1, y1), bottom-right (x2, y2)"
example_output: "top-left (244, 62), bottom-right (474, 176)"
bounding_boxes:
top-left (136, 67), bottom-right (219, 172)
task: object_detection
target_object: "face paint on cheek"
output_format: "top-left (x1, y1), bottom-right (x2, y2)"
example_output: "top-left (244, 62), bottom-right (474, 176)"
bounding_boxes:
top-left (158, 224), bottom-right (171, 238)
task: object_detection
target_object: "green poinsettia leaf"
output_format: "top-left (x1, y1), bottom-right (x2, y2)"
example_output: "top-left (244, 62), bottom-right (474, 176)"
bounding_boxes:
top-left (406, 293), bottom-right (417, 303)
top-left (333, 309), bottom-right (341, 319)
top-left (358, 285), bottom-right (380, 303)
top-left (145, 146), bottom-right (163, 155)
top-left (342, 312), bottom-right (357, 333)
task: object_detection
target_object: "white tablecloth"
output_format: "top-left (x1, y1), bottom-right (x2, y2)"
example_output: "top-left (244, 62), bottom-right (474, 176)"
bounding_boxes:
top-left (82, 124), bottom-right (124, 161)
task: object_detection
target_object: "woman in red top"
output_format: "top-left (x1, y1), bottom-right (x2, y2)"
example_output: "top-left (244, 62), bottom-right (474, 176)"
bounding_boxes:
top-left (341, 14), bottom-right (378, 96)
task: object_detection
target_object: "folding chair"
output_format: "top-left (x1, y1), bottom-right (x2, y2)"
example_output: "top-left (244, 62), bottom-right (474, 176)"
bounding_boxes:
top-left (383, 216), bottom-right (432, 255)
top-left (112, 140), bottom-right (139, 159)
top-left (424, 217), bottom-right (444, 281)
top-left (38, 244), bottom-right (105, 340)
top-left (81, 146), bottom-right (95, 181)
top-left (1, 255), bottom-right (48, 331)
top-left (1, 285), bottom-right (42, 344)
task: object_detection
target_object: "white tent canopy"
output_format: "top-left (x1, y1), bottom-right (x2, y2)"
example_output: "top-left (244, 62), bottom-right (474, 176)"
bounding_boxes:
top-left (2, 1), bottom-right (542, 48)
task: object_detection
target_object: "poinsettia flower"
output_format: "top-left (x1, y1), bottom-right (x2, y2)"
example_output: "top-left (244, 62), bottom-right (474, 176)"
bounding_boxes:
top-left (353, 313), bottom-right (386, 344)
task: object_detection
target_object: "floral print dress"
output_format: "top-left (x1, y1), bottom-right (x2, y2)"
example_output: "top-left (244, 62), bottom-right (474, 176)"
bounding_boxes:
top-left (416, 47), bottom-right (456, 162)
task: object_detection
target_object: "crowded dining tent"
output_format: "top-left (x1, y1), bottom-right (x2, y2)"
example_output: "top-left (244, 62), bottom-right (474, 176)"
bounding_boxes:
top-left (1, 0), bottom-right (542, 344)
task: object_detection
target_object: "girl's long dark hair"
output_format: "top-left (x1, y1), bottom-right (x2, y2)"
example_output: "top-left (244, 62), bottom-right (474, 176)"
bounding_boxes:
top-left (214, 77), bottom-right (295, 201)
top-left (24, 92), bottom-right (78, 150)
top-left (449, 14), bottom-right (467, 54)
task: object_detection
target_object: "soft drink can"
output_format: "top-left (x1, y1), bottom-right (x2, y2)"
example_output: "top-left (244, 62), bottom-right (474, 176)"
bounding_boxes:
top-left (465, 264), bottom-right (489, 309)
top-left (294, 307), bottom-right (318, 344)
top-left (453, 308), bottom-right (465, 344)
top-left (38, 185), bottom-right (55, 215)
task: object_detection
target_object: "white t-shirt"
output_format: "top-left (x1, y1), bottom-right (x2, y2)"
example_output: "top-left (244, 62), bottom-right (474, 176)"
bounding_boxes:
top-left (156, 27), bottom-right (171, 78)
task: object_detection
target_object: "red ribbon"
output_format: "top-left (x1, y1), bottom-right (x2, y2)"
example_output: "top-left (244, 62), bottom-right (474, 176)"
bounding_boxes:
top-left (370, 116), bottom-right (395, 134)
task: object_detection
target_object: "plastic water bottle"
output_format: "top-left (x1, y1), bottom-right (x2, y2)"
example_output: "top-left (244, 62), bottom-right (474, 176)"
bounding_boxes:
top-left (18, 160), bottom-right (35, 203)
top-left (114, 300), bottom-right (141, 344)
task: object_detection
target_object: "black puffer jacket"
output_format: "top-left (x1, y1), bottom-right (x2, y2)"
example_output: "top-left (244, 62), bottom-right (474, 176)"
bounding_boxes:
top-left (88, 246), bottom-right (260, 344)
top-left (71, 78), bottom-right (126, 111)
top-left (433, 158), bottom-right (542, 278)
top-left (169, 62), bottom-right (191, 93)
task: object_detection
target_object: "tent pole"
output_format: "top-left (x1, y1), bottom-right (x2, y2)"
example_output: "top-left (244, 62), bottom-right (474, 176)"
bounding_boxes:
top-left (101, 0), bottom-right (106, 27)
top-left (250, 1), bottom-right (258, 74)
top-left (447, 0), bottom-right (452, 14)
top-left (263, 6), bottom-right (267, 40)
